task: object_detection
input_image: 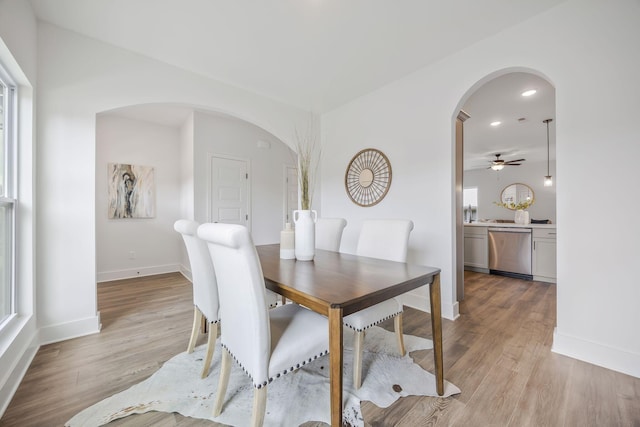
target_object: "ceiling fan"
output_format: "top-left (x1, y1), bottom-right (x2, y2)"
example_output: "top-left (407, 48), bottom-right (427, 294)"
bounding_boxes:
top-left (489, 154), bottom-right (525, 171)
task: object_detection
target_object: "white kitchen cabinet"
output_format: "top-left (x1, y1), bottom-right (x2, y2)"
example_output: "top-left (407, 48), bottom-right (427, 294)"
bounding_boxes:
top-left (532, 228), bottom-right (557, 283)
top-left (464, 226), bottom-right (489, 273)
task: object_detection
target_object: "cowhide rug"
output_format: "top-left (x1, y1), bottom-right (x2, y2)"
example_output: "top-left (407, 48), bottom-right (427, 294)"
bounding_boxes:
top-left (66, 326), bottom-right (460, 426)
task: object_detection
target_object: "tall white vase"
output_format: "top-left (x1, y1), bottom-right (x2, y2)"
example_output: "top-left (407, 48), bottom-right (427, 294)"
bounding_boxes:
top-left (294, 210), bottom-right (317, 261)
top-left (514, 209), bottom-right (530, 225)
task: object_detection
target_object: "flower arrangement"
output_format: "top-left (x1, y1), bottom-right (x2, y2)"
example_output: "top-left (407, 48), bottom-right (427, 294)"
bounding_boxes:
top-left (494, 199), bottom-right (534, 210)
top-left (294, 122), bottom-right (320, 210)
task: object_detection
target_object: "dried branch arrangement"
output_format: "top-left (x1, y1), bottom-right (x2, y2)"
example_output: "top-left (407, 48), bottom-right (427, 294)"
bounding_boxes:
top-left (294, 123), bottom-right (320, 210)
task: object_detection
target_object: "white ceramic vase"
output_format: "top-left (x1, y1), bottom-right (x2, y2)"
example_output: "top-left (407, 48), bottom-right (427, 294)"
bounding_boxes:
top-left (280, 222), bottom-right (295, 259)
top-left (293, 209), bottom-right (317, 261)
top-left (514, 209), bottom-right (530, 225)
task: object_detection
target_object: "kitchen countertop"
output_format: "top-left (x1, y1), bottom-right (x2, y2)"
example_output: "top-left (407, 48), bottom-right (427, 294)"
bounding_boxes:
top-left (464, 222), bottom-right (556, 229)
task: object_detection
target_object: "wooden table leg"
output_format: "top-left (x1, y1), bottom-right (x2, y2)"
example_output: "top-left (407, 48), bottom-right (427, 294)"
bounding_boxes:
top-left (328, 306), bottom-right (343, 426)
top-left (429, 273), bottom-right (444, 396)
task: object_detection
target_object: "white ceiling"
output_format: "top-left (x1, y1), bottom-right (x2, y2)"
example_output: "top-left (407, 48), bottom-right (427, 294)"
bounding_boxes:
top-left (100, 104), bottom-right (196, 128)
top-left (29, 0), bottom-right (564, 113)
top-left (30, 1), bottom-right (559, 167)
top-left (463, 72), bottom-right (555, 170)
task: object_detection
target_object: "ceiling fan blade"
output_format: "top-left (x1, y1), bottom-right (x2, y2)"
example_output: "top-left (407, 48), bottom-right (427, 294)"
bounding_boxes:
top-left (504, 159), bottom-right (525, 164)
top-left (505, 163), bottom-right (522, 166)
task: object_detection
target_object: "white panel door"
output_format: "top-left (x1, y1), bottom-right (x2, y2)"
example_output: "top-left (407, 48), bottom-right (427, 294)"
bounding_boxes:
top-left (210, 156), bottom-right (249, 227)
top-left (285, 166), bottom-right (298, 225)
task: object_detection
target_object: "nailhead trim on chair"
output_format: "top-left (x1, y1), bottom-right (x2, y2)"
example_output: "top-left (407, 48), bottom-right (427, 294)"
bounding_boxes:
top-left (221, 344), bottom-right (329, 389)
top-left (195, 305), bottom-right (221, 324)
top-left (343, 310), bottom-right (403, 333)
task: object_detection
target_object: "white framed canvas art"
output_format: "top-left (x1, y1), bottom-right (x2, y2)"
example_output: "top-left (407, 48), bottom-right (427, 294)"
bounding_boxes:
top-left (108, 163), bottom-right (156, 219)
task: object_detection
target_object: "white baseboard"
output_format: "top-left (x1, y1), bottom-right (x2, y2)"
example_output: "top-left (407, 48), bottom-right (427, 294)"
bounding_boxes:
top-left (97, 264), bottom-right (181, 283)
top-left (533, 275), bottom-right (556, 284)
top-left (0, 344), bottom-right (38, 418)
top-left (447, 301), bottom-right (460, 320)
top-left (177, 264), bottom-right (192, 282)
top-left (38, 314), bottom-right (101, 346)
top-left (400, 292), bottom-right (459, 321)
top-left (0, 317), bottom-right (39, 418)
top-left (552, 328), bottom-right (640, 379)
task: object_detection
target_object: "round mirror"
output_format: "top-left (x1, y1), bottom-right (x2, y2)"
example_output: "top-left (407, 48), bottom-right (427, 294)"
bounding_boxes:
top-left (499, 183), bottom-right (535, 210)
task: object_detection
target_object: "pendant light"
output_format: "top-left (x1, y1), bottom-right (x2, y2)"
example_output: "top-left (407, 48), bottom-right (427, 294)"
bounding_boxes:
top-left (543, 118), bottom-right (553, 187)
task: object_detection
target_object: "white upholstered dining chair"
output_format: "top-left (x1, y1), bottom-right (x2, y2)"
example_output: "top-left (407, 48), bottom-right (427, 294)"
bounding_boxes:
top-left (174, 219), bottom-right (221, 378)
top-left (197, 223), bottom-right (329, 427)
top-left (315, 217), bottom-right (347, 252)
top-left (175, 219), bottom-right (279, 379)
top-left (343, 219), bottom-right (414, 389)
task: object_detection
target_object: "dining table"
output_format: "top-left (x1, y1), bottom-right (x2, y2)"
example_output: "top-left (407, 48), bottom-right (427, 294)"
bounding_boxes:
top-left (256, 244), bottom-right (444, 427)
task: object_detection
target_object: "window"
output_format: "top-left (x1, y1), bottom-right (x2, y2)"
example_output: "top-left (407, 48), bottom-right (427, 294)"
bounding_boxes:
top-left (0, 65), bottom-right (16, 327)
top-left (463, 187), bottom-right (478, 223)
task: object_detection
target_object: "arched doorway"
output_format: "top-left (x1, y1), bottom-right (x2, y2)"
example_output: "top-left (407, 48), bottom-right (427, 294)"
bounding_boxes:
top-left (95, 103), bottom-right (296, 284)
top-left (454, 70), bottom-right (556, 301)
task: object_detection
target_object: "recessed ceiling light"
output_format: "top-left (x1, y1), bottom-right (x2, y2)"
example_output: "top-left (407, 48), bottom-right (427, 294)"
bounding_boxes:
top-left (490, 121), bottom-right (501, 127)
top-left (522, 89), bottom-right (537, 97)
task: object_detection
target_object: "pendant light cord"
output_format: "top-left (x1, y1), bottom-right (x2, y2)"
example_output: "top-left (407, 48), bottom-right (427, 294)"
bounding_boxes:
top-left (544, 118), bottom-right (553, 176)
top-left (547, 120), bottom-right (549, 176)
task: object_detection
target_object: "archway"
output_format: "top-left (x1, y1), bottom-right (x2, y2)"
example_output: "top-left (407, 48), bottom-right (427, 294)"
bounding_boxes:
top-left (95, 103), bottom-right (296, 286)
top-left (453, 69), bottom-right (556, 301)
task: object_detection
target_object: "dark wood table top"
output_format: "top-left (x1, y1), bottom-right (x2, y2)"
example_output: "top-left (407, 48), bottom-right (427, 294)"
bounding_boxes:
top-left (256, 244), bottom-right (441, 316)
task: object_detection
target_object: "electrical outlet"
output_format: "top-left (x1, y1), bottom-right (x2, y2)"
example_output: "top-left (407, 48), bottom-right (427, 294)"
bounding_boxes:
top-left (128, 251), bottom-right (136, 260)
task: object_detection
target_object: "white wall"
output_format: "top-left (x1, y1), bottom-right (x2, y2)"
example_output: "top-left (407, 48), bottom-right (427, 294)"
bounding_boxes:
top-left (321, 0), bottom-right (640, 378)
top-left (35, 22), bottom-right (313, 346)
top-left (95, 114), bottom-right (183, 281)
top-left (464, 159), bottom-right (557, 223)
top-left (177, 113), bottom-right (195, 276)
top-left (179, 113), bottom-right (195, 223)
top-left (193, 112), bottom-right (296, 245)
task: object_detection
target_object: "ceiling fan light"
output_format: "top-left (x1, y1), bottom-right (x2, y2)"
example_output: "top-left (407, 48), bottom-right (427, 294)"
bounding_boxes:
top-left (491, 164), bottom-right (504, 171)
top-left (544, 176), bottom-right (553, 187)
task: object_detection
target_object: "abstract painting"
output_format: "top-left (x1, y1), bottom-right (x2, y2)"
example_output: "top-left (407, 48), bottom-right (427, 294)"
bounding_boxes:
top-left (108, 163), bottom-right (155, 219)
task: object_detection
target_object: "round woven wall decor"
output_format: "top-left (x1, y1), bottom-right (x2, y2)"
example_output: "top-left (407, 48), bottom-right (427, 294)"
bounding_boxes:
top-left (344, 148), bottom-right (392, 207)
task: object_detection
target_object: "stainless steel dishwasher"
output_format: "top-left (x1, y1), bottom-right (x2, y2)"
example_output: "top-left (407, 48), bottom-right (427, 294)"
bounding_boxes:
top-left (488, 227), bottom-right (532, 280)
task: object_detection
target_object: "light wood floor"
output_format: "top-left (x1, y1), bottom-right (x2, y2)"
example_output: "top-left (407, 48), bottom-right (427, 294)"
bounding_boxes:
top-left (2, 272), bottom-right (639, 426)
